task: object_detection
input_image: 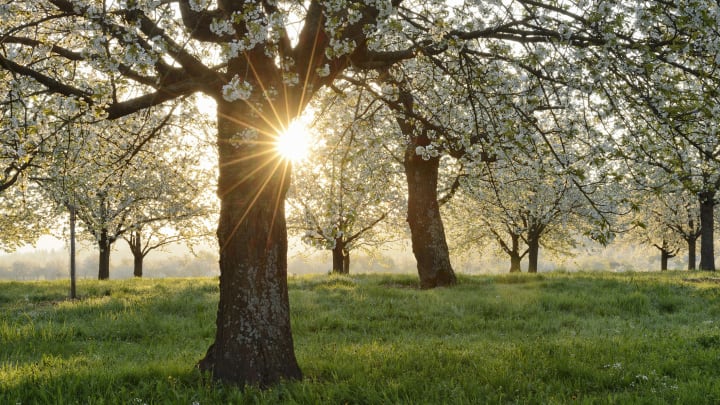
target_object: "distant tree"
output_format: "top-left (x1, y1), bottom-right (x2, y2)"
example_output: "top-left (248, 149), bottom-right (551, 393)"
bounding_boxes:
top-left (587, 2), bottom-right (720, 271)
top-left (626, 187), bottom-right (700, 271)
top-left (40, 103), bottom-right (214, 279)
top-left (288, 89), bottom-right (405, 274)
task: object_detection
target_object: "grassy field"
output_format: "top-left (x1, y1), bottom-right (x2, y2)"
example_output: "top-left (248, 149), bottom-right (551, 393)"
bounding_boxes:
top-left (1, 271), bottom-right (720, 404)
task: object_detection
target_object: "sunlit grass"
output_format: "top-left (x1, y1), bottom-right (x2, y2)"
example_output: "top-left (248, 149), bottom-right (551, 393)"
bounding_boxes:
top-left (2, 272), bottom-right (720, 403)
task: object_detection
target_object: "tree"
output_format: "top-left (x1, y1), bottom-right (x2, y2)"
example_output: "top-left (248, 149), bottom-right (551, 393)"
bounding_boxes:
top-left (3, 0), bottom-right (716, 387)
top-left (1, 0), bottom-right (407, 385)
top-left (288, 89), bottom-right (405, 274)
top-left (40, 105), bottom-right (213, 280)
top-left (625, 187), bottom-right (700, 271)
top-left (584, 2), bottom-right (720, 271)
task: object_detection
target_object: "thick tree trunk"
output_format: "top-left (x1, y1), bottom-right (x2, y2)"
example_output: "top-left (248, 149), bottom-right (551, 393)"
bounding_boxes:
top-left (509, 254), bottom-right (522, 273)
top-left (699, 191), bottom-right (715, 271)
top-left (688, 236), bottom-right (697, 271)
top-left (660, 250), bottom-right (669, 271)
top-left (331, 238), bottom-right (348, 274)
top-left (198, 104), bottom-right (301, 387)
top-left (98, 229), bottom-right (111, 280)
top-left (404, 146), bottom-right (457, 289)
top-left (133, 254), bottom-right (143, 278)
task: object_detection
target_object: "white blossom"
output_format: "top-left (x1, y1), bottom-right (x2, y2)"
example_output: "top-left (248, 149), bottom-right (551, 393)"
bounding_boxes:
top-left (222, 75), bottom-right (253, 102)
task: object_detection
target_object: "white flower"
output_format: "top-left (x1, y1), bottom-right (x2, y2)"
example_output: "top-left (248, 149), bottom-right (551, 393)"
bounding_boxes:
top-left (188, 0), bottom-right (210, 11)
top-left (222, 75), bottom-right (253, 102)
top-left (210, 18), bottom-right (236, 36)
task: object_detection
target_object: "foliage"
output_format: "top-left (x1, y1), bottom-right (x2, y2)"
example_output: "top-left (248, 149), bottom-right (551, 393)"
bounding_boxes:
top-left (3, 273), bottom-right (720, 404)
top-left (287, 88), bottom-right (406, 272)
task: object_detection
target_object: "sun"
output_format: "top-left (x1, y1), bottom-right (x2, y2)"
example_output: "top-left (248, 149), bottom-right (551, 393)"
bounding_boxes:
top-left (276, 120), bottom-right (311, 162)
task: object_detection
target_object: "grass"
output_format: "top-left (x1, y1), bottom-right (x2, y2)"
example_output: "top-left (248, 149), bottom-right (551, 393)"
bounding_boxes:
top-left (2, 271), bottom-right (720, 404)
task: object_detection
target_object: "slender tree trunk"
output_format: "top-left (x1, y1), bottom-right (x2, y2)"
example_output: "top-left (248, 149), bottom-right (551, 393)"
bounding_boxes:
top-left (509, 234), bottom-right (522, 273)
top-left (527, 232), bottom-right (540, 274)
top-left (404, 146), bottom-right (457, 288)
top-left (69, 204), bottom-right (76, 299)
top-left (198, 103), bottom-right (301, 387)
top-left (699, 191), bottom-right (715, 271)
top-left (332, 238), bottom-right (347, 274)
top-left (127, 230), bottom-right (144, 278)
top-left (688, 236), bottom-right (697, 271)
top-left (98, 229), bottom-right (111, 280)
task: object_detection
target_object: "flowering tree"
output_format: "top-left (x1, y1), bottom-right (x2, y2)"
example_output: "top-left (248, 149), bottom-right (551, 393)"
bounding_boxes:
top-left (39, 103), bottom-right (213, 279)
top-left (2, 0), bottom-right (718, 387)
top-left (581, 2), bottom-right (720, 271)
top-left (624, 184), bottom-right (701, 270)
top-left (288, 88), bottom-right (405, 274)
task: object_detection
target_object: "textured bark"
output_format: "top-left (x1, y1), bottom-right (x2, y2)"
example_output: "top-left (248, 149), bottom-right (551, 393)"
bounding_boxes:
top-left (198, 103), bottom-right (301, 387)
top-left (404, 146), bottom-right (457, 289)
top-left (97, 229), bottom-right (111, 280)
top-left (699, 191), bottom-right (715, 271)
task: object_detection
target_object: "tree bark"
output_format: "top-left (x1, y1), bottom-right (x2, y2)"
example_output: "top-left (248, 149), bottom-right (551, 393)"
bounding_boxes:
top-left (509, 234), bottom-right (522, 273)
top-left (127, 230), bottom-right (144, 277)
top-left (509, 254), bottom-right (522, 273)
top-left (98, 228), bottom-right (111, 280)
top-left (699, 191), bottom-right (715, 271)
top-left (656, 239), bottom-right (676, 271)
top-left (331, 238), bottom-right (349, 274)
top-left (527, 231), bottom-right (540, 274)
top-left (198, 103), bottom-right (301, 387)
top-left (688, 235), bottom-right (697, 271)
top-left (404, 146), bottom-right (457, 288)
top-left (660, 249), bottom-right (669, 271)
top-left (133, 254), bottom-right (143, 278)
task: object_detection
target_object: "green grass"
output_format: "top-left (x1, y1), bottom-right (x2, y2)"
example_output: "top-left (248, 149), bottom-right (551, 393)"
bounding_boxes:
top-left (2, 272), bottom-right (720, 404)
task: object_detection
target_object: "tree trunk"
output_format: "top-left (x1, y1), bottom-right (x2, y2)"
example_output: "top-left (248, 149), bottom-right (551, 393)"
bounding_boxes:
top-left (688, 235), bottom-right (697, 271)
top-left (527, 232), bottom-right (540, 274)
top-left (343, 250), bottom-right (350, 274)
top-left (331, 238), bottom-right (347, 274)
top-left (133, 254), bottom-right (143, 278)
top-left (660, 249), bottom-right (669, 271)
top-left (699, 191), bottom-right (715, 271)
top-left (198, 103), bottom-right (301, 387)
top-left (69, 204), bottom-right (76, 299)
top-left (98, 229), bottom-right (111, 280)
top-left (509, 234), bottom-right (522, 273)
top-left (127, 230), bottom-right (144, 278)
top-left (404, 146), bottom-right (457, 288)
top-left (509, 254), bottom-right (522, 273)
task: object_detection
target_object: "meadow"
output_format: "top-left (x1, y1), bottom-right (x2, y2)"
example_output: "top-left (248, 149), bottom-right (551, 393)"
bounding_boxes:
top-left (1, 271), bottom-right (720, 404)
